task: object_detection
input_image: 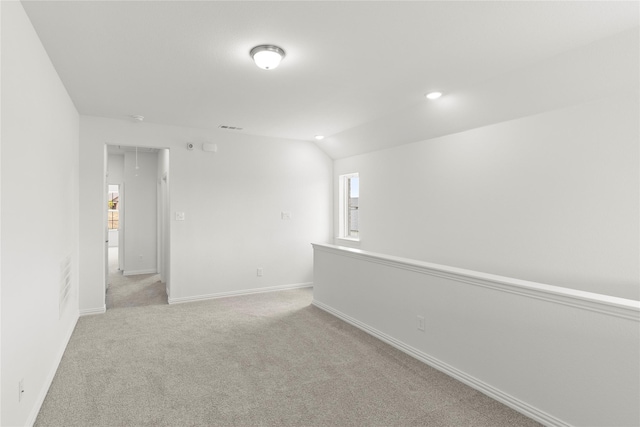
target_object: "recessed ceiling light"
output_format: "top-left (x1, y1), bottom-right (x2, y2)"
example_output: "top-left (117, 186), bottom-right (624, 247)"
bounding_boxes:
top-left (314, 135), bottom-right (325, 140)
top-left (131, 115), bottom-right (144, 121)
top-left (250, 45), bottom-right (286, 70)
top-left (425, 92), bottom-right (442, 100)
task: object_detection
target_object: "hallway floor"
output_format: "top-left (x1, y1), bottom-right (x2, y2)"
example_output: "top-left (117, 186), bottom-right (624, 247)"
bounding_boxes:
top-left (106, 247), bottom-right (168, 309)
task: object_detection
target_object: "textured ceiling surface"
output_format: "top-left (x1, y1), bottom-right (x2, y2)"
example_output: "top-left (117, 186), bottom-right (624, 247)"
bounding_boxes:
top-left (22, 1), bottom-right (640, 158)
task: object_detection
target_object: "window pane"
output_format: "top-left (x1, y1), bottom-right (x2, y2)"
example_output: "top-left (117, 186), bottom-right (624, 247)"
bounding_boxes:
top-left (339, 172), bottom-right (359, 240)
top-left (108, 190), bottom-right (119, 230)
top-left (348, 176), bottom-right (359, 237)
top-left (349, 176), bottom-right (359, 198)
top-left (108, 211), bottom-right (119, 230)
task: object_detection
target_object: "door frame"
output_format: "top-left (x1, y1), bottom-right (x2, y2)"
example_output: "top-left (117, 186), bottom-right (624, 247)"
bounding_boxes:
top-left (103, 144), bottom-right (171, 305)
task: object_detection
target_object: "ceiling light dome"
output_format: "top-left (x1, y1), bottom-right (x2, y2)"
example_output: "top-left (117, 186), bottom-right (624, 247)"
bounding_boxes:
top-left (250, 45), bottom-right (286, 70)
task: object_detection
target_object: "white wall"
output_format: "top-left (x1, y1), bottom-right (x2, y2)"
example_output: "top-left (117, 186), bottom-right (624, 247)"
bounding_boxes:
top-left (1, 2), bottom-right (80, 425)
top-left (335, 94), bottom-right (639, 300)
top-left (79, 132), bottom-right (105, 313)
top-left (122, 151), bottom-right (158, 275)
top-left (157, 149), bottom-right (170, 291)
top-left (107, 153), bottom-right (124, 183)
top-left (0, 0), bottom-right (4, 417)
top-left (79, 117), bottom-right (332, 310)
top-left (313, 244), bottom-right (640, 427)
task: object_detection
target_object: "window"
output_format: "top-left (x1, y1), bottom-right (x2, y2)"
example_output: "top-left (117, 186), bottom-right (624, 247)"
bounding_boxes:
top-left (339, 173), bottom-right (359, 239)
top-left (108, 185), bottom-right (119, 230)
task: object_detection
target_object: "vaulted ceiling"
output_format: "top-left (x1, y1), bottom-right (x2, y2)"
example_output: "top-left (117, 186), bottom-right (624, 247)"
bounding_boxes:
top-left (22, 1), bottom-right (639, 158)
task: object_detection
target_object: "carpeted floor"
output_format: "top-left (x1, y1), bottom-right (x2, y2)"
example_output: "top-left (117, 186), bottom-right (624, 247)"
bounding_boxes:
top-left (106, 247), bottom-right (168, 309)
top-left (35, 288), bottom-right (541, 427)
top-left (106, 271), bottom-right (168, 309)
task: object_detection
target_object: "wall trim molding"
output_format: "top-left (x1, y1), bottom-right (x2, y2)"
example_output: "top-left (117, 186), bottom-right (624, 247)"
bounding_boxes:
top-left (122, 269), bottom-right (157, 276)
top-left (26, 313), bottom-right (79, 427)
top-left (79, 305), bottom-right (106, 316)
top-left (312, 299), bottom-right (569, 427)
top-left (312, 243), bottom-right (640, 321)
top-left (168, 282), bottom-right (313, 305)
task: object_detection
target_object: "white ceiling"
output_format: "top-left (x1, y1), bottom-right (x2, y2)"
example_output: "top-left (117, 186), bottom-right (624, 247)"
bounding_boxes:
top-left (22, 1), bottom-right (639, 158)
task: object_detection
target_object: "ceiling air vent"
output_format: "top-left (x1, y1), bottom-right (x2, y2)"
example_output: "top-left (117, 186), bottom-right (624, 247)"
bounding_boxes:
top-left (218, 125), bottom-right (243, 131)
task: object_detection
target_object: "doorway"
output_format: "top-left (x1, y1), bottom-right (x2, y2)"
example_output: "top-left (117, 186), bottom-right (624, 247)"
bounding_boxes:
top-left (107, 184), bottom-right (121, 276)
top-left (104, 145), bottom-right (170, 309)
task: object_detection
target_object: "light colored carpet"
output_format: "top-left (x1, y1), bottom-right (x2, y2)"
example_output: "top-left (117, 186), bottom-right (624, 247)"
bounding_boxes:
top-left (35, 288), bottom-right (541, 427)
top-left (106, 247), bottom-right (167, 309)
top-left (106, 271), bottom-right (168, 309)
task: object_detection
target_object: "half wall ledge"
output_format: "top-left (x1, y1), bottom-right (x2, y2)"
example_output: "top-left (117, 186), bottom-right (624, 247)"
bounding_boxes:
top-left (311, 243), bottom-right (639, 320)
top-left (311, 242), bottom-right (640, 427)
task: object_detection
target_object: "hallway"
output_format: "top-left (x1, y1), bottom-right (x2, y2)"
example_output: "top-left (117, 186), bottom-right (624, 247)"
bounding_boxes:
top-left (106, 247), bottom-right (168, 309)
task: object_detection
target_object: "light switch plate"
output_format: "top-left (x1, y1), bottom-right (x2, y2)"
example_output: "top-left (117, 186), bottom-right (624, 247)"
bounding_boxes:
top-left (175, 212), bottom-right (185, 221)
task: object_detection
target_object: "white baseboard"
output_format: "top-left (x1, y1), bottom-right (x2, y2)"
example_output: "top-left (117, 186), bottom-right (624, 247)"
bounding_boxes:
top-left (79, 305), bottom-right (105, 316)
top-left (122, 269), bottom-right (157, 276)
top-left (26, 313), bottom-right (79, 427)
top-left (312, 299), bottom-right (569, 427)
top-left (169, 282), bottom-right (313, 305)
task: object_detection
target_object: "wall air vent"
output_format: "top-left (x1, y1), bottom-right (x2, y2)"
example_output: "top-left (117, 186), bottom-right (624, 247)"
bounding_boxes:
top-left (218, 125), bottom-right (243, 131)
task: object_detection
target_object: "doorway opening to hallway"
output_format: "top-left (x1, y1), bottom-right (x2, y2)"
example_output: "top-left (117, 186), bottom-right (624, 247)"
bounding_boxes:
top-left (105, 145), bottom-right (171, 309)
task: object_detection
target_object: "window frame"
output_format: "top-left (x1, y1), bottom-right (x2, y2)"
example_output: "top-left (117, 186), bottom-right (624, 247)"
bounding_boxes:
top-left (338, 172), bottom-right (360, 241)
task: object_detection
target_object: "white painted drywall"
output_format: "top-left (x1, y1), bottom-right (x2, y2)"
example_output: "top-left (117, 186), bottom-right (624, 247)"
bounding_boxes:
top-left (1, 2), bottom-right (80, 425)
top-left (324, 27), bottom-right (639, 160)
top-left (334, 94), bottom-right (639, 300)
top-left (157, 149), bottom-right (170, 292)
top-left (0, 0), bottom-right (3, 418)
top-left (78, 117), bottom-right (333, 311)
top-left (79, 138), bottom-right (106, 312)
top-left (122, 151), bottom-right (158, 275)
top-left (108, 229), bottom-right (118, 247)
top-left (107, 153), bottom-right (124, 183)
top-left (312, 244), bottom-right (640, 427)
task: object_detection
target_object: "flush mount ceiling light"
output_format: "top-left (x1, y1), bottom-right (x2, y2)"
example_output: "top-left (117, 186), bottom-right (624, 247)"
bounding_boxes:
top-left (314, 135), bottom-right (325, 141)
top-left (250, 45), bottom-right (286, 70)
top-left (425, 92), bottom-right (442, 100)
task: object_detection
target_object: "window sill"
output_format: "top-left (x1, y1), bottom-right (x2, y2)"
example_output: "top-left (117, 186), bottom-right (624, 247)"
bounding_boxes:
top-left (336, 236), bottom-right (360, 243)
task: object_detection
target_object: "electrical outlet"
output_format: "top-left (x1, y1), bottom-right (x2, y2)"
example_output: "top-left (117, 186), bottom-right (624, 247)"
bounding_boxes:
top-left (18, 379), bottom-right (24, 402)
top-left (281, 211), bottom-right (291, 220)
top-left (417, 315), bottom-right (425, 332)
top-left (257, 268), bottom-right (263, 277)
